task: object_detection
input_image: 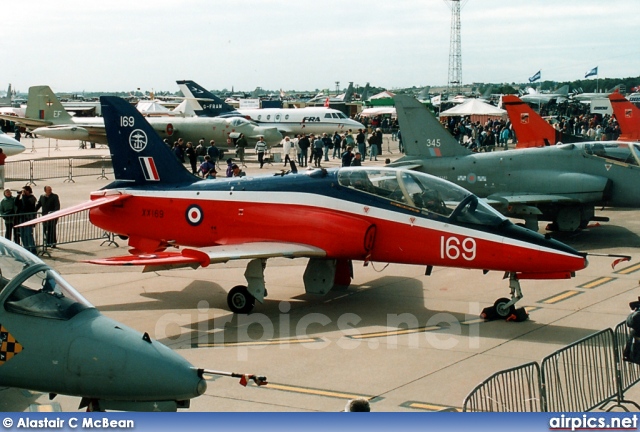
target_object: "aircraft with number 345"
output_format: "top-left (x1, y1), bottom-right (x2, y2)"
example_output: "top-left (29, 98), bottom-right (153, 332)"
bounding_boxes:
top-left (21, 96), bottom-right (598, 322)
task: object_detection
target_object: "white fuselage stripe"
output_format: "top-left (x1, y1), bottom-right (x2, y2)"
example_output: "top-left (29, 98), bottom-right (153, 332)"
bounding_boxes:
top-left (107, 188), bottom-right (577, 257)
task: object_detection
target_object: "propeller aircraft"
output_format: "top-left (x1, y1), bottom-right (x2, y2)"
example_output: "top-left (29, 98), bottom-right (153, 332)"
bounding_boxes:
top-left (21, 96), bottom-right (590, 322)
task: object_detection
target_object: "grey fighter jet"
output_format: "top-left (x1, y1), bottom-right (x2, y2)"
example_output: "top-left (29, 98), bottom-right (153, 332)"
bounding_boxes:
top-left (393, 95), bottom-right (640, 231)
top-left (0, 236), bottom-right (206, 411)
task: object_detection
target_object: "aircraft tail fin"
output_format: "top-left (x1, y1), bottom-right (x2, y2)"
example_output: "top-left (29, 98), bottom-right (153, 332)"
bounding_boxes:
top-left (343, 82), bottom-right (354, 103)
top-left (480, 85), bottom-right (493, 100)
top-left (0, 84), bottom-right (11, 105)
top-left (502, 95), bottom-right (559, 148)
top-left (176, 80), bottom-right (236, 117)
top-left (609, 93), bottom-right (640, 141)
top-left (24, 86), bottom-right (73, 124)
top-left (360, 83), bottom-right (370, 101)
top-left (100, 96), bottom-right (198, 185)
top-left (394, 95), bottom-right (470, 158)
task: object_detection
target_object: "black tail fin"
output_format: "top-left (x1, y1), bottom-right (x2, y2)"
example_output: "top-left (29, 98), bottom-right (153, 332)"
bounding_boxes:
top-left (101, 96), bottom-right (197, 185)
top-left (176, 80), bottom-right (236, 117)
top-left (394, 95), bottom-right (470, 159)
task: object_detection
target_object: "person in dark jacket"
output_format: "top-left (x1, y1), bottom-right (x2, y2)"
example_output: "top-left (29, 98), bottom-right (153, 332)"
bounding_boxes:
top-left (35, 185), bottom-right (61, 248)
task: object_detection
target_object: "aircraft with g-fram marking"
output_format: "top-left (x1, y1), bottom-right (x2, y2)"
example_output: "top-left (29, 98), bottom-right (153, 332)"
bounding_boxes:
top-left (0, 85), bottom-right (282, 146)
top-left (21, 96), bottom-right (594, 322)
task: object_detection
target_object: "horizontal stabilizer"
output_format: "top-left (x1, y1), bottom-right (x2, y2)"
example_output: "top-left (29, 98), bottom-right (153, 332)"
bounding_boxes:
top-left (15, 194), bottom-right (130, 228)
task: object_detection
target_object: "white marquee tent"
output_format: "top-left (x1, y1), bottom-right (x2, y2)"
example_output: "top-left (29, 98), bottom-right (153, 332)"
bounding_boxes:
top-left (440, 99), bottom-right (507, 122)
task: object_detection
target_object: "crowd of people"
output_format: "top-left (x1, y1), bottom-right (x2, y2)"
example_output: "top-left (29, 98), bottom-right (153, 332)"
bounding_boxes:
top-left (277, 128), bottom-right (392, 169)
top-left (441, 106), bottom-right (623, 152)
top-left (1, 185), bottom-right (60, 253)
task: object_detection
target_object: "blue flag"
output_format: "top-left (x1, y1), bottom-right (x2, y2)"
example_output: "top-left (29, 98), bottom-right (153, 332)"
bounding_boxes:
top-left (528, 70), bottom-right (541, 83)
top-left (585, 66), bottom-right (598, 78)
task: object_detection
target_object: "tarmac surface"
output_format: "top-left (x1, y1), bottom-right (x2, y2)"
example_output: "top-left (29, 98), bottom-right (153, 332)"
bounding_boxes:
top-left (2, 136), bottom-right (640, 412)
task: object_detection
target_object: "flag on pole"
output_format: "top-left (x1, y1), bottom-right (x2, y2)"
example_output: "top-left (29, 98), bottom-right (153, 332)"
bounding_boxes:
top-left (528, 70), bottom-right (541, 83)
top-left (585, 67), bottom-right (598, 78)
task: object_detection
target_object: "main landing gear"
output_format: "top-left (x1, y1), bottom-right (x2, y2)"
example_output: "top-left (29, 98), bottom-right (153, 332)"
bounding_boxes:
top-left (481, 272), bottom-right (529, 322)
top-left (227, 285), bottom-right (255, 314)
top-left (226, 259), bottom-right (268, 314)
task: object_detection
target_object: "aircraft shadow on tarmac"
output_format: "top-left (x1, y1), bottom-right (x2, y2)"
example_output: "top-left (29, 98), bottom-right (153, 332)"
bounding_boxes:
top-left (87, 274), bottom-right (607, 350)
top-left (96, 279), bottom-right (230, 312)
top-left (552, 225), bottom-right (640, 251)
top-left (0, 388), bottom-right (42, 412)
top-left (549, 209), bottom-right (640, 251)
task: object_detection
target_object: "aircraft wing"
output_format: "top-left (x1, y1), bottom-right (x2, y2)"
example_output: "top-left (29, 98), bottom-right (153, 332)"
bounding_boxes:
top-left (86, 242), bottom-right (327, 272)
top-left (385, 161), bottom-right (424, 170)
top-left (0, 114), bottom-right (52, 129)
top-left (15, 194), bottom-right (131, 227)
top-left (487, 193), bottom-right (579, 205)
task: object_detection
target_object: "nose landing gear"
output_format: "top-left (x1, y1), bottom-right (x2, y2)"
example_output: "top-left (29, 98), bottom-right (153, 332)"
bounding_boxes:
top-left (481, 272), bottom-right (529, 322)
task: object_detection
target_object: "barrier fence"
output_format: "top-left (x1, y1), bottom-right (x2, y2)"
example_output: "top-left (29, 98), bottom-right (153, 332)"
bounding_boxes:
top-left (0, 209), bottom-right (115, 254)
top-left (463, 324), bottom-right (640, 412)
top-left (541, 329), bottom-right (618, 412)
top-left (5, 156), bottom-right (113, 185)
top-left (462, 362), bottom-right (541, 412)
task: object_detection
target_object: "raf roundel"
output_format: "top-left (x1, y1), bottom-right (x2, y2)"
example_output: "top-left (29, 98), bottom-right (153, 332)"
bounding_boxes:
top-left (129, 129), bottom-right (148, 152)
top-left (186, 205), bottom-right (203, 226)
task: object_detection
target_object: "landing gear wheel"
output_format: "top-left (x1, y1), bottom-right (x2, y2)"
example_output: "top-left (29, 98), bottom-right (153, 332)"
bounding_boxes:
top-left (494, 297), bottom-right (516, 319)
top-left (227, 285), bottom-right (255, 314)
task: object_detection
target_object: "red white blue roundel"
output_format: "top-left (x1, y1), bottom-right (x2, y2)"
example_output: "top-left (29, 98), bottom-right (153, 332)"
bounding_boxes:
top-left (186, 205), bottom-right (203, 226)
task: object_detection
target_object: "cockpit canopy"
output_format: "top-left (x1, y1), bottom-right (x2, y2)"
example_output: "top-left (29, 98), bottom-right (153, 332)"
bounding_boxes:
top-left (0, 238), bottom-right (93, 320)
top-left (227, 117), bottom-right (257, 127)
top-left (337, 167), bottom-right (507, 227)
top-left (583, 142), bottom-right (640, 166)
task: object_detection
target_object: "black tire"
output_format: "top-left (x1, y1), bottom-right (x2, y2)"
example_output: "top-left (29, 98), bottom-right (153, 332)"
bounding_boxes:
top-left (493, 297), bottom-right (515, 319)
top-left (227, 285), bottom-right (255, 314)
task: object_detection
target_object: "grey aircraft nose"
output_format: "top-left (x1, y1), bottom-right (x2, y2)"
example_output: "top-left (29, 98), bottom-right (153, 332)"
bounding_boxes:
top-left (66, 314), bottom-right (206, 402)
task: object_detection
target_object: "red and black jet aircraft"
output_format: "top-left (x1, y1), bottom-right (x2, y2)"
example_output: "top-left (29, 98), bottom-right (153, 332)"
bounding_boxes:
top-left (24, 96), bottom-right (589, 320)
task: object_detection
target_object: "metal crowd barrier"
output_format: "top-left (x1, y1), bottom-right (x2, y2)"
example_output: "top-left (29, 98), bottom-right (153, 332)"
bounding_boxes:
top-left (0, 210), bottom-right (115, 254)
top-left (463, 324), bottom-right (640, 412)
top-left (541, 329), bottom-right (618, 412)
top-left (462, 362), bottom-right (541, 412)
top-left (5, 156), bottom-right (113, 185)
top-left (610, 322), bottom-right (640, 411)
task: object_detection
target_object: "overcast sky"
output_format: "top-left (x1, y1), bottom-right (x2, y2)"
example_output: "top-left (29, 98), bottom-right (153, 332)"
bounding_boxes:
top-left (3, 0), bottom-right (639, 94)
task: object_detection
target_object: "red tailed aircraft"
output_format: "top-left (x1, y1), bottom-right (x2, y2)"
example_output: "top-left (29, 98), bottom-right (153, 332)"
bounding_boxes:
top-left (22, 96), bottom-right (590, 321)
top-left (608, 93), bottom-right (640, 141)
top-left (501, 95), bottom-right (587, 148)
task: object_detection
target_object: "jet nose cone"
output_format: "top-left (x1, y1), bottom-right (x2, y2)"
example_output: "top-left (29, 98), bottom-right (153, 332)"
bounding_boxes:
top-left (68, 315), bottom-right (206, 403)
top-left (0, 137), bottom-right (25, 156)
top-left (501, 224), bottom-right (587, 274)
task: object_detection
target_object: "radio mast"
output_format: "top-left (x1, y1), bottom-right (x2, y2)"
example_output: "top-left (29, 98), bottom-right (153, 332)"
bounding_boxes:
top-left (444, 0), bottom-right (468, 96)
